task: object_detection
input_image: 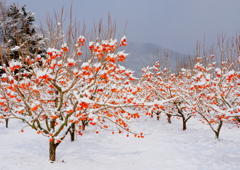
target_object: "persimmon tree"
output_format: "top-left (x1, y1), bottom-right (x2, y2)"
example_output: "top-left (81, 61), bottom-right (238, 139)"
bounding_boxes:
top-left (140, 61), bottom-right (193, 130)
top-left (0, 32), bottom-right (149, 162)
top-left (184, 56), bottom-right (240, 138)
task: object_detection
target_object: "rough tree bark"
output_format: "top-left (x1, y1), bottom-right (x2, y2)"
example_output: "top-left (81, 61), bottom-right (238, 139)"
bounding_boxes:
top-left (166, 114), bottom-right (172, 124)
top-left (69, 123), bottom-right (75, 142)
top-left (214, 120), bottom-right (223, 139)
top-left (182, 117), bottom-right (187, 131)
top-left (49, 139), bottom-right (59, 162)
top-left (81, 120), bottom-right (88, 131)
top-left (5, 118), bottom-right (9, 128)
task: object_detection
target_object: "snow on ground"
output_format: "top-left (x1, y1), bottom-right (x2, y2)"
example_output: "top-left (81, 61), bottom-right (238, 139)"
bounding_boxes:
top-left (1, 115), bottom-right (240, 170)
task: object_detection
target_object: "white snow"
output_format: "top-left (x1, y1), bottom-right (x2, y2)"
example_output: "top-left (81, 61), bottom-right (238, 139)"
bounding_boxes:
top-left (1, 115), bottom-right (240, 169)
top-left (11, 46), bottom-right (20, 51)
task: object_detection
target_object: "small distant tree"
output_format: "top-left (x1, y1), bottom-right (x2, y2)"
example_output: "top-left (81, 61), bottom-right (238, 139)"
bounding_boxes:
top-left (140, 61), bottom-right (192, 130)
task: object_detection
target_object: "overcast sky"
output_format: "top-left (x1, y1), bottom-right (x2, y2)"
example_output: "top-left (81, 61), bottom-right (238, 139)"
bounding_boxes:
top-left (4, 0), bottom-right (240, 54)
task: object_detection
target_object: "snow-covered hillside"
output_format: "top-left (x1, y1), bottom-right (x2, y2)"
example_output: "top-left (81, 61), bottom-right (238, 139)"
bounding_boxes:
top-left (121, 41), bottom-right (189, 75)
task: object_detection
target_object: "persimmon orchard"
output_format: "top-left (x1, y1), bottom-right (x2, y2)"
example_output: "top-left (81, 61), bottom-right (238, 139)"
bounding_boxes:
top-left (0, 11), bottom-right (240, 162)
top-left (0, 35), bottom-right (147, 162)
top-left (140, 56), bottom-right (240, 138)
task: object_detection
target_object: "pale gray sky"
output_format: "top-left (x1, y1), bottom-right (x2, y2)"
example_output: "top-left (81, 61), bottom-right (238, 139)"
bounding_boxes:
top-left (4, 0), bottom-right (240, 54)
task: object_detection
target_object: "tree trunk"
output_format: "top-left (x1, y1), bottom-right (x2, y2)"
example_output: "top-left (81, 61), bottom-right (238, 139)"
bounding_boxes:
top-left (181, 116), bottom-right (187, 131)
top-left (70, 132), bottom-right (75, 141)
top-left (214, 120), bottom-right (223, 139)
top-left (166, 114), bottom-right (171, 124)
top-left (214, 131), bottom-right (220, 139)
top-left (82, 120), bottom-right (86, 131)
top-left (69, 123), bottom-right (75, 142)
top-left (49, 140), bottom-right (57, 162)
top-left (81, 120), bottom-right (88, 131)
top-left (151, 111), bottom-right (154, 118)
top-left (156, 112), bottom-right (160, 120)
top-left (5, 118), bottom-right (9, 128)
top-left (182, 120), bottom-right (187, 131)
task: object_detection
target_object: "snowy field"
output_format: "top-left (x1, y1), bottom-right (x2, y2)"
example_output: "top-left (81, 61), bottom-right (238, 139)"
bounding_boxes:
top-left (1, 114), bottom-right (240, 170)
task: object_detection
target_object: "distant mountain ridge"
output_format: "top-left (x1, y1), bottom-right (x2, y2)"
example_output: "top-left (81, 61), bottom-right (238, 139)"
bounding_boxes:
top-left (120, 41), bottom-right (190, 75)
